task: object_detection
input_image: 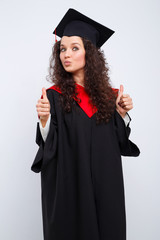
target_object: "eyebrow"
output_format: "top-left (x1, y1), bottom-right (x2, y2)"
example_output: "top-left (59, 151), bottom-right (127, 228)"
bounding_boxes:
top-left (60, 42), bottom-right (81, 47)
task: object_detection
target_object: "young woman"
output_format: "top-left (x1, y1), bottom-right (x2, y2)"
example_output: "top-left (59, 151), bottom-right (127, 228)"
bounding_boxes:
top-left (31, 8), bottom-right (140, 240)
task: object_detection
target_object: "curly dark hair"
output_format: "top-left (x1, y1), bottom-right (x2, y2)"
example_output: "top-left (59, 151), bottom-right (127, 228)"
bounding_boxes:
top-left (46, 37), bottom-right (117, 124)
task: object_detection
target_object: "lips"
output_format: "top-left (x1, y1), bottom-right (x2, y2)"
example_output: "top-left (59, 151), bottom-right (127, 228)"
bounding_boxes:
top-left (64, 61), bottom-right (71, 66)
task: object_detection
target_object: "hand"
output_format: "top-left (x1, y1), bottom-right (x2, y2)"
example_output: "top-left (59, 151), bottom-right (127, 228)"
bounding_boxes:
top-left (116, 85), bottom-right (133, 118)
top-left (36, 88), bottom-right (50, 127)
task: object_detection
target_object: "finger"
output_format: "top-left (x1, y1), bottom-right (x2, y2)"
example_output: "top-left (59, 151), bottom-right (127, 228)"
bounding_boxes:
top-left (42, 87), bottom-right (48, 100)
top-left (37, 111), bottom-right (50, 117)
top-left (123, 106), bottom-right (133, 111)
top-left (36, 105), bottom-right (50, 112)
top-left (119, 96), bottom-right (132, 102)
top-left (38, 112), bottom-right (50, 117)
top-left (37, 107), bottom-right (50, 112)
top-left (116, 84), bottom-right (124, 102)
top-left (37, 98), bottom-right (49, 104)
top-left (37, 99), bottom-right (49, 105)
top-left (119, 100), bottom-right (133, 106)
top-left (125, 103), bottom-right (133, 108)
top-left (121, 94), bottom-right (130, 98)
top-left (116, 84), bottom-right (123, 103)
top-left (119, 104), bottom-right (133, 110)
top-left (119, 102), bottom-right (132, 108)
top-left (38, 110), bottom-right (50, 115)
top-left (120, 84), bottom-right (124, 95)
top-left (36, 103), bottom-right (50, 108)
top-left (119, 99), bottom-right (132, 105)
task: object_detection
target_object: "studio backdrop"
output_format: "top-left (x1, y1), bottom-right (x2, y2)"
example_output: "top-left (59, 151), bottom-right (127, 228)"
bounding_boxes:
top-left (0, 0), bottom-right (160, 239)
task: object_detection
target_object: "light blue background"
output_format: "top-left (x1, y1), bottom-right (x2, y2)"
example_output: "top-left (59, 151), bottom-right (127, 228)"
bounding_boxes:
top-left (0, 0), bottom-right (159, 239)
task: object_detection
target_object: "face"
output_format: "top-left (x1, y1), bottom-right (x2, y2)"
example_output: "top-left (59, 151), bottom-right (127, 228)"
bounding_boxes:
top-left (60, 36), bottom-right (86, 74)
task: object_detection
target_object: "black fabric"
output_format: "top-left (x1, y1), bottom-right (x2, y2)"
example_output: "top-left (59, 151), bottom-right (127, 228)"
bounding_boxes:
top-left (63, 20), bottom-right (100, 47)
top-left (31, 89), bottom-right (140, 240)
top-left (53, 8), bottom-right (115, 48)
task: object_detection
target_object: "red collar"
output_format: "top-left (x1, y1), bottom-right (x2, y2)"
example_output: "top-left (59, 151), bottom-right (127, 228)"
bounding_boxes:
top-left (47, 83), bottom-right (118, 118)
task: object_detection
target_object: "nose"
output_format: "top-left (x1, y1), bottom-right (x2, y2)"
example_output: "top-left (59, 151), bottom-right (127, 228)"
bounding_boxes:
top-left (64, 48), bottom-right (71, 58)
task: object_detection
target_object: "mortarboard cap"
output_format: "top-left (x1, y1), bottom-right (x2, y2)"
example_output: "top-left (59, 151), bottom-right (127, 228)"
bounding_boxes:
top-left (53, 8), bottom-right (114, 48)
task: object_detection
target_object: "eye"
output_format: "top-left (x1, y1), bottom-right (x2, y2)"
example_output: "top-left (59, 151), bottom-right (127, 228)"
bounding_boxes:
top-left (60, 48), bottom-right (66, 52)
top-left (73, 47), bottom-right (79, 51)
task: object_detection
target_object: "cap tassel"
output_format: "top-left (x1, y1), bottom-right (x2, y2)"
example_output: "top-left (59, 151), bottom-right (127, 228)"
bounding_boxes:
top-left (55, 28), bottom-right (57, 43)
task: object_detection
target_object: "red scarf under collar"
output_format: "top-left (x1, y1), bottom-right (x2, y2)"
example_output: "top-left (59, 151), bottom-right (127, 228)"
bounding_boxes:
top-left (47, 83), bottom-right (118, 118)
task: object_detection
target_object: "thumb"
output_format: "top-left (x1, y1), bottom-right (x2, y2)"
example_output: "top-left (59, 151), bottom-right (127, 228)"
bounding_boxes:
top-left (116, 84), bottom-right (124, 106)
top-left (119, 84), bottom-right (124, 97)
top-left (42, 87), bottom-right (48, 100)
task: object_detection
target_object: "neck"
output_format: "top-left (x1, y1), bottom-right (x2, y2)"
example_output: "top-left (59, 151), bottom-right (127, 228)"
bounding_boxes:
top-left (72, 69), bottom-right (85, 87)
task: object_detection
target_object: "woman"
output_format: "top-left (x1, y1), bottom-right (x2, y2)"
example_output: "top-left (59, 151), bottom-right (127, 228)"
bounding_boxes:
top-left (31, 8), bottom-right (140, 240)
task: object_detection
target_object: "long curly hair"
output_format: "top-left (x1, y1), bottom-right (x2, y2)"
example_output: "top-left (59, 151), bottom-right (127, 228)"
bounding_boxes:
top-left (46, 37), bottom-right (117, 124)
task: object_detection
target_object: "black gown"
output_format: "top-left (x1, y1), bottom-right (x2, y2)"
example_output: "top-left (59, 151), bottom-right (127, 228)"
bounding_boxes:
top-left (31, 84), bottom-right (140, 240)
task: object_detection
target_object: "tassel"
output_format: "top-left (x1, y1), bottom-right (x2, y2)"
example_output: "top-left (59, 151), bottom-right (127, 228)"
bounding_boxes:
top-left (55, 28), bottom-right (57, 43)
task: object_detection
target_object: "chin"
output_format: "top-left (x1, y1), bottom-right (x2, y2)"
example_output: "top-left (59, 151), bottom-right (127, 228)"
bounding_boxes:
top-left (63, 66), bottom-right (84, 74)
top-left (63, 66), bottom-right (73, 72)
top-left (64, 69), bottom-right (77, 74)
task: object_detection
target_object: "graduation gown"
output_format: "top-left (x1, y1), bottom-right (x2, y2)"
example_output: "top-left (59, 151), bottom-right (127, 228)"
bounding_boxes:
top-left (31, 83), bottom-right (140, 240)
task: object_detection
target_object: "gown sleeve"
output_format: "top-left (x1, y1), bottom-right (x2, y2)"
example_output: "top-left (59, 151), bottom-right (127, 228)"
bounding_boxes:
top-left (31, 90), bottom-right (58, 173)
top-left (39, 114), bottom-right (51, 141)
top-left (114, 110), bottom-right (140, 157)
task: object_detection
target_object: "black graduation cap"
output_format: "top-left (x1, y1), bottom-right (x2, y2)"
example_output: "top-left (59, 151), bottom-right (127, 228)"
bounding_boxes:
top-left (53, 8), bottom-right (115, 48)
